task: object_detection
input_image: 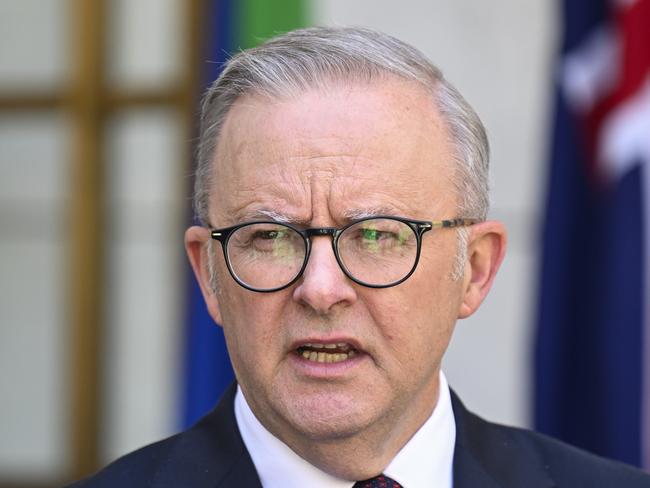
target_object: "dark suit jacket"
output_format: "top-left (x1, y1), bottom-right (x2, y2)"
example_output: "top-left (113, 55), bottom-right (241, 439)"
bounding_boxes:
top-left (69, 384), bottom-right (650, 487)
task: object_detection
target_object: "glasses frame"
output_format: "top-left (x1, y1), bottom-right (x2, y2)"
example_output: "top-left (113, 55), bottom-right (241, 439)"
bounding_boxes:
top-left (209, 216), bottom-right (478, 293)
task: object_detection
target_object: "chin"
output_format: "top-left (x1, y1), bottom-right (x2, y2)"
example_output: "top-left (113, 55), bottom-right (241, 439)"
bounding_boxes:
top-left (276, 393), bottom-right (380, 441)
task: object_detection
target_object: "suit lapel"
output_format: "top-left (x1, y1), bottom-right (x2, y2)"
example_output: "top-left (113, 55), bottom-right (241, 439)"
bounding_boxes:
top-left (453, 442), bottom-right (502, 488)
top-left (218, 447), bottom-right (265, 487)
top-left (451, 391), bottom-right (555, 488)
top-left (153, 383), bottom-right (263, 487)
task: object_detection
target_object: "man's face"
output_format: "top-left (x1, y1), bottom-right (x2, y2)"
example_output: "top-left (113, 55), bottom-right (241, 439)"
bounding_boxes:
top-left (189, 78), bottom-right (490, 451)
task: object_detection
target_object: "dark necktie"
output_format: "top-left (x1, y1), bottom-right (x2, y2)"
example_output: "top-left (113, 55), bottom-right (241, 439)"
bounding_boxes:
top-left (353, 474), bottom-right (403, 488)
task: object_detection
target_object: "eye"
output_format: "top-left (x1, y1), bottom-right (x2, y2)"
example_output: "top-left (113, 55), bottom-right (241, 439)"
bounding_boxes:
top-left (359, 228), bottom-right (394, 242)
top-left (349, 227), bottom-right (401, 253)
top-left (246, 228), bottom-right (295, 253)
top-left (253, 229), bottom-right (289, 240)
top-left (229, 224), bottom-right (293, 252)
top-left (341, 219), bottom-right (416, 255)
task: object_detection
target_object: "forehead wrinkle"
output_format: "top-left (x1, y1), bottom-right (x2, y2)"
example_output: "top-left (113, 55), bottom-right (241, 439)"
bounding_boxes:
top-left (215, 144), bottom-right (312, 205)
top-left (213, 172), bottom-right (310, 226)
top-left (225, 189), bottom-right (311, 224)
top-left (331, 167), bottom-right (437, 214)
top-left (333, 179), bottom-right (452, 222)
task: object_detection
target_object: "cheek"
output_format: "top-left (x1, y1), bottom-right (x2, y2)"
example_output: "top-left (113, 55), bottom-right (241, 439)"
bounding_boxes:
top-left (218, 287), bottom-right (290, 367)
top-left (370, 270), bottom-right (462, 363)
top-left (415, 241), bottom-right (465, 308)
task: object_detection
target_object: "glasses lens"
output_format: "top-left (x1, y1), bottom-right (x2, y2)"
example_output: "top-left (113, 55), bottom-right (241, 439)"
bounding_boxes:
top-left (226, 223), bottom-right (306, 290)
top-left (338, 218), bottom-right (418, 286)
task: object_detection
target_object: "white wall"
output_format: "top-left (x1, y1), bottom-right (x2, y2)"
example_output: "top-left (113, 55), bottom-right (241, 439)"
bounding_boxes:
top-left (0, 113), bottom-right (72, 480)
top-left (0, 0), bottom-right (71, 480)
top-left (102, 109), bottom-right (186, 461)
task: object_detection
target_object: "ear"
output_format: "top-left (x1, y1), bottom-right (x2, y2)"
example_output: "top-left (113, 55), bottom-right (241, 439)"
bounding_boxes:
top-left (457, 221), bottom-right (507, 319)
top-left (185, 225), bottom-right (224, 325)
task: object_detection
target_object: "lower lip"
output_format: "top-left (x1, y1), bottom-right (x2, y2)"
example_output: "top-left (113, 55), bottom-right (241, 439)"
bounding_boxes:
top-left (289, 351), bottom-right (367, 378)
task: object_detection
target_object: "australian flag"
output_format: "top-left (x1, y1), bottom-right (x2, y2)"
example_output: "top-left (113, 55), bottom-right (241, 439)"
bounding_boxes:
top-left (535, 0), bottom-right (650, 469)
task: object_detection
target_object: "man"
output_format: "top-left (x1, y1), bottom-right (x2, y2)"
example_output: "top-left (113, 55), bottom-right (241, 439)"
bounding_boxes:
top-left (71, 27), bottom-right (650, 487)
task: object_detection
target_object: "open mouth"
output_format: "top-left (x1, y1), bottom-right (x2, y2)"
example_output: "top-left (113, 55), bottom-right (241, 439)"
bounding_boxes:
top-left (295, 342), bottom-right (358, 363)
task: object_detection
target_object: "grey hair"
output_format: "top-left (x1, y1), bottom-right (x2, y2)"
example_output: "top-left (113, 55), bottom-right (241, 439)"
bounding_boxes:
top-left (194, 26), bottom-right (490, 227)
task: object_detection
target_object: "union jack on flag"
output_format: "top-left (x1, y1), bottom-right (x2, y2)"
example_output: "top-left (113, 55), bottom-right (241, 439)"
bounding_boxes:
top-left (535, 0), bottom-right (650, 469)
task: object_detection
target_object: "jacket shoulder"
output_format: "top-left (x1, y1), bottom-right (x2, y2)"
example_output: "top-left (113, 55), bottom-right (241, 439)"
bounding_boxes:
top-left (67, 432), bottom-right (185, 488)
top-left (66, 384), bottom-right (261, 488)
top-left (452, 391), bottom-right (650, 487)
top-left (502, 422), bottom-right (650, 486)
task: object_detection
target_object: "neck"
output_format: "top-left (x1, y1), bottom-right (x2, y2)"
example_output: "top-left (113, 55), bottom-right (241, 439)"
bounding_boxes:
top-left (261, 379), bottom-right (441, 481)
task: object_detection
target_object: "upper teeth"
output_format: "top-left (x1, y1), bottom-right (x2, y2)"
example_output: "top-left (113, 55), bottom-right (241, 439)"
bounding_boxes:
top-left (301, 349), bottom-right (356, 363)
top-left (303, 342), bottom-right (350, 350)
top-left (298, 342), bottom-right (357, 363)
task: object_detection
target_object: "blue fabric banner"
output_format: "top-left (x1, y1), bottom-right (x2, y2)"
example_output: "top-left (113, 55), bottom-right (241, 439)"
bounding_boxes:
top-left (181, 0), bottom-right (235, 429)
top-left (535, 0), bottom-right (649, 467)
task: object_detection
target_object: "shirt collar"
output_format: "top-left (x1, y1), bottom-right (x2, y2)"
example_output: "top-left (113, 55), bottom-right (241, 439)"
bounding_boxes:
top-left (235, 371), bottom-right (456, 488)
top-left (383, 371), bottom-right (455, 487)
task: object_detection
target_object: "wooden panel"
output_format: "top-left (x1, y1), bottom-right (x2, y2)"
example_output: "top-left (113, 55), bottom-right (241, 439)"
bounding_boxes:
top-left (68, 0), bottom-right (105, 479)
top-left (0, 90), bottom-right (182, 111)
top-left (0, 94), bottom-right (67, 110)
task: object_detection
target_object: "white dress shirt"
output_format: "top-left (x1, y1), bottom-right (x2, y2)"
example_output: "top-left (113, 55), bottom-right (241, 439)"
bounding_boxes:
top-left (235, 371), bottom-right (456, 488)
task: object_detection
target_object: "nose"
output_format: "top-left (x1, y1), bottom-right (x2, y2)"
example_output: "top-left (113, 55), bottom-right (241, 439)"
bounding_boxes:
top-left (292, 236), bottom-right (357, 314)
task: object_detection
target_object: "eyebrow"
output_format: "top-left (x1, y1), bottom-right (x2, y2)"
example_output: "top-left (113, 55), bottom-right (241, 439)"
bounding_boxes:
top-left (236, 206), bottom-right (407, 226)
top-left (238, 209), bottom-right (299, 224)
top-left (342, 206), bottom-right (404, 220)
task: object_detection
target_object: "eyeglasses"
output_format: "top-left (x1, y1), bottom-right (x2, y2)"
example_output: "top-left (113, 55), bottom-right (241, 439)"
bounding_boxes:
top-left (209, 216), bottom-right (477, 292)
